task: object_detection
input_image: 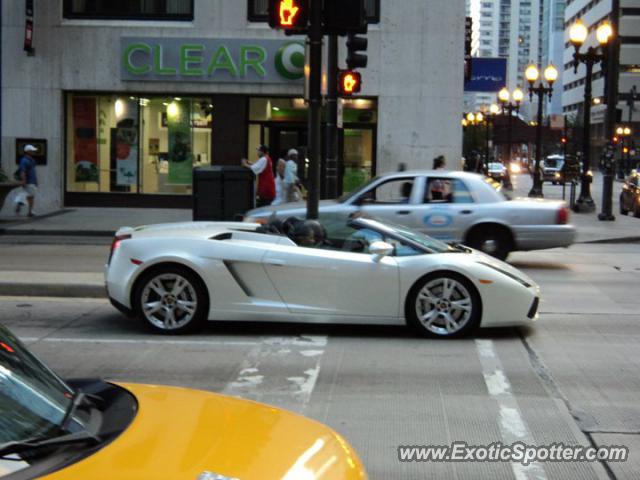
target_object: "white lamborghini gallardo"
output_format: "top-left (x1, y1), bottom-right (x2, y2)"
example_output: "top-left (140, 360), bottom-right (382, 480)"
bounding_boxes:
top-left (105, 215), bottom-right (540, 338)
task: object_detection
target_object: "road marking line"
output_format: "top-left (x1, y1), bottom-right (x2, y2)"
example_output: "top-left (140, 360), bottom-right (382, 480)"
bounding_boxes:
top-left (18, 336), bottom-right (261, 347)
top-left (223, 335), bottom-right (327, 413)
top-left (476, 339), bottom-right (547, 480)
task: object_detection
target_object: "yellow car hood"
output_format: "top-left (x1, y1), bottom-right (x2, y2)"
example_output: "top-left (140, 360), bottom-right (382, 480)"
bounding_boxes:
top-left (43, 383), bottom-right (366, 480)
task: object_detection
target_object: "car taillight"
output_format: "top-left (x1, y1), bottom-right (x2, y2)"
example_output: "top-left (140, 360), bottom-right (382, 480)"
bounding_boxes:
top-left (108, 234), bottom-right (131, 264)
top-left (556, 207), bottom-right (569, 225)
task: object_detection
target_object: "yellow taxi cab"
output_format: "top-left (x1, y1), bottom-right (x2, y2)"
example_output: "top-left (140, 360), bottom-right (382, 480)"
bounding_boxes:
top-left (0, 324), bottom-right (367, 480)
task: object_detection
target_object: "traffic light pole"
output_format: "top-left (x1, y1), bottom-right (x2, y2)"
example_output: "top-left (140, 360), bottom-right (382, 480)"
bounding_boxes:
top-left (325, 34), bottom-right (339, 200)
top-left (306, 0), bottom-right (323, 219)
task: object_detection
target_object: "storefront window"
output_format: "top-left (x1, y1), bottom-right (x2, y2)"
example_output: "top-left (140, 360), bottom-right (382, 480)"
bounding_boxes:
top-left (66, 93), bottom-right (212, 196)
top-left (247, 96), bottom-right (377, 194)
top-left (63, 0), bottom-right (193, 20)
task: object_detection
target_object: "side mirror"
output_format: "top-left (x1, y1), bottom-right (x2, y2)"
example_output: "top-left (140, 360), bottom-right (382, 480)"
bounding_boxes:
top-left (369, 241), bottom-right (394, 261)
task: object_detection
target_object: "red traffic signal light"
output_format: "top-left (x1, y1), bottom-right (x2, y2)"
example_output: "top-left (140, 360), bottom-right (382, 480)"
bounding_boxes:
top-left (612, 136), bottom-right (620, 145)
top-left (561, 136), bottom-right (567, 144)
top-left (268, 0), bottom-right (309, 30)
top-left (338, 70), bottom-right (362, 95)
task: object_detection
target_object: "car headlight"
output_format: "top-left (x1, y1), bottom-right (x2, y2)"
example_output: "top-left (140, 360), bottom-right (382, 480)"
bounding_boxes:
top-left (476, 261), bottom-right (532, 288)
top-left (510, 163), bottom-right (521, 174)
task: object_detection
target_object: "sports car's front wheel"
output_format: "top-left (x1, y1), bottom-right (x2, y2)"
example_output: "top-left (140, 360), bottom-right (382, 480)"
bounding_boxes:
top-left (406, 272), bottom-right (481, 338)
top-left (133, 266), bottom-right (209, 334)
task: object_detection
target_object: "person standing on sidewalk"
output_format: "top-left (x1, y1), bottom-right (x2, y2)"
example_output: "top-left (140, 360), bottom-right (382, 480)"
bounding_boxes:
top-left (242, 145), bottom-right (275, 207)
top-left (16, 144), bottom-right (39, 217)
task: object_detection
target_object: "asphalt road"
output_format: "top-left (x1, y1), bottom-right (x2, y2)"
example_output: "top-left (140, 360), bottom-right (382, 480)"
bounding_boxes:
top-left (1, 243), bottom-right (639, 479)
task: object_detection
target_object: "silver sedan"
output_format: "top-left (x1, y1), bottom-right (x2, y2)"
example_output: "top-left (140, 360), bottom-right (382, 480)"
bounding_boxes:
top-left (245, 171), bottom-right (575, 260)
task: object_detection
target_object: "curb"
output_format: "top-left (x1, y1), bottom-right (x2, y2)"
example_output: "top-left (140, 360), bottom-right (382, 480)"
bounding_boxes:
top-left (0, 229), bottom-right (115, 237)
top-left (0, 282), bottom-right (106, 299)
top-left (579, 236), bottom-right (640, 245)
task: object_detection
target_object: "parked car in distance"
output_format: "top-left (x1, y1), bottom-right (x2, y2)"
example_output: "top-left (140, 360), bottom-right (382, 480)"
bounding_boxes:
top-left (246, 171), bottom-right (575, 261)
top-left (620, 170), bottom-right (640, 217)
top-left (105, 216), bottom-right (540, 338)
top-left (0, 323), bottom-right (367, 480)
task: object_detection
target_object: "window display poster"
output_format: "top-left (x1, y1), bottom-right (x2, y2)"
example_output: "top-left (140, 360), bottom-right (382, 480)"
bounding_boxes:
top-left (167, 100), bottom-right (193, 185)
top-left (72, 97), bottom-right (99, 182)
top-left (114, 99), bottom-right (139, 186)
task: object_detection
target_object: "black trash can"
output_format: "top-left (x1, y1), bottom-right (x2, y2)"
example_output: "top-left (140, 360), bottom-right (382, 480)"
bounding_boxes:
top-left (193, 166), bottom-right (254, 221)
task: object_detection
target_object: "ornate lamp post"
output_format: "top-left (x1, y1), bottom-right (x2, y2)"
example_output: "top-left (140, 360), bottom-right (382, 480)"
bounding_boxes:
top-left (569, 19), bottom-right (612, 213)
top-left (498, 87), bottom-right (523, 189)
top-left (525, 63), bottom-right (558, 198)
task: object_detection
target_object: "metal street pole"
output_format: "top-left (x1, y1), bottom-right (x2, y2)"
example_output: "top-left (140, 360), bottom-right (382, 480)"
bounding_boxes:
top-left (484, 119), bottom-right (490, 169)
top-left (306, 0), bottom-right (323, 219)
top-left (530, 92), bottom-right (545, 197)
top-left (599, 0), bottom-right (619, 221)
top-left (576, 59), bottom-right (596, 212)
top-left (324, 34), bottom-right (339, 199)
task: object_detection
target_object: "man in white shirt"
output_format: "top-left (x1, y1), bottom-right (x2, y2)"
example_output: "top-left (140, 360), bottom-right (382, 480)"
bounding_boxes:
top-left (284, 149), bottom-right (301, 202)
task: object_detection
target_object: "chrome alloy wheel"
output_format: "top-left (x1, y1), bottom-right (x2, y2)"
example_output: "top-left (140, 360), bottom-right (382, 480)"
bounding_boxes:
top-left (415, 277), bottom-right (473, 336)
top-left (141, 273), bottom-right (198, 331)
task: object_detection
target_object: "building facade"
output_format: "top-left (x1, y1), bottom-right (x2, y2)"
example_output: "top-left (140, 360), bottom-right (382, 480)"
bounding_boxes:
top-left (1, 0), bottom-right (465, 214)
top-left (562, 0), bottom-right (640, 140)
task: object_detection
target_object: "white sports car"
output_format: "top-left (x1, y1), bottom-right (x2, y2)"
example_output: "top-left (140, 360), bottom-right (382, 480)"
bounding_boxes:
top-left (105, 216), bottom-right (540, 338)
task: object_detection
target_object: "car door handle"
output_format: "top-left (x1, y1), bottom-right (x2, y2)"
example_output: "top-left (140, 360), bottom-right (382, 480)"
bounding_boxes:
top-left (396, 210), bottom-right (411, 215)
top-left (266, 260), bottom-right (286, 267)
top-left (460, 210), bottom-right (473, 215)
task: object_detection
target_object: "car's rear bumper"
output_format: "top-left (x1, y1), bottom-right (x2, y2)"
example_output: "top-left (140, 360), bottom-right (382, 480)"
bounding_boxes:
top-left (512, 224), bottom-right (576, 251)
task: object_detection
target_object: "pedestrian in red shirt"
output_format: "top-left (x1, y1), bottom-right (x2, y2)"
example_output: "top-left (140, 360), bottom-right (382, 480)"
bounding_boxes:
top-left (242, 145), bottom-right (276, 207)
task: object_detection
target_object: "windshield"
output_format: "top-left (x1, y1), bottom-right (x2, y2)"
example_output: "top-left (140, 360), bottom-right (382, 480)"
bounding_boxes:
top-left (354, 217), bottom-right (459, 254)
top-left (483, 177), bottom-right (513, 200)
top-left (0, 325), bottom-right (89, 447)
top-left (338, 176), bottom-right (381, 203)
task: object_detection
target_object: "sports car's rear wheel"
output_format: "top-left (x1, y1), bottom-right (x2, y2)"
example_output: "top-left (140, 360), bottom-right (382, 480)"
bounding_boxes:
top-left (133, 266), bottom-right (208, 334)
top-left (406, 272), bottom-right (481, 338)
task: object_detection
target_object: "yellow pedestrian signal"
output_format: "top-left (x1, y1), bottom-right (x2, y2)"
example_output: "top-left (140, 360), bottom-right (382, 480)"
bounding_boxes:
top-left (339, 70), bottom-right (362, 95)
top-left (268, 0), bottom-right (309, 30)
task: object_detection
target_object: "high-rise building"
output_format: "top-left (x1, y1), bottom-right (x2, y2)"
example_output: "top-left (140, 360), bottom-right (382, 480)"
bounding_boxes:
top-left (465, 0), bottom-right (542, 117)
top-left (541, 0), bottom-right (566, 115)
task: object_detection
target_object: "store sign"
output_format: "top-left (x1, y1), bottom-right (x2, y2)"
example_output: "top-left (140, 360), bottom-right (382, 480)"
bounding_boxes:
top-left (464, 58), bottom-right (507, 93)
top-left (121, 37), bottom-right (305, 84)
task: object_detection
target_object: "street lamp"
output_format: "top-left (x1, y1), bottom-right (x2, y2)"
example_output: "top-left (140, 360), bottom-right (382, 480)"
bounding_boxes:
top-left (497, 87), bottom-right (523, 189)
top-left (615, 126), bottom-right (633, 177)
top-left (525, 63), bottom-right (558, 198)
top-left (569, 19), bottom-right (612, 213)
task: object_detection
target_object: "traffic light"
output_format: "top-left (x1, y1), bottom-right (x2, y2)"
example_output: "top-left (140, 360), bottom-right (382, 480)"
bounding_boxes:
top-left (338, 70), bottom-right (362, 95)
top-left (612, 135), bottom-right (620, 145)
top-left (346, 33), bottom-right (368, 69)
top-left (324, 0), bottom-right (366, 35)
top-left (561, 136), bottom-right (567, 145)
top-left (268, 0), bottom-right (309, 31)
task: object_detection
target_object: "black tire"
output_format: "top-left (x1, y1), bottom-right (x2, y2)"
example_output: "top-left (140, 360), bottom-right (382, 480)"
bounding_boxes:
top-left (552, 181), bottom-right (558, 185)
top-left (132, 265), bottom-right (209, 334)
top-left (405, 271), bottom-right (482, 339)
top-left (619, 195), bottom-right (629, 215)
top-left (634, 201), bottom-right (640, 219)
top-left (465, 226), bottom-right (512, 261)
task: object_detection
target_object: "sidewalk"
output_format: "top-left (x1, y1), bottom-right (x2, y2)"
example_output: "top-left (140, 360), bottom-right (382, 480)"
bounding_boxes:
top-left (0, 174), bottom-right (637, 243)
top-left (0, 207), bottom-right (191, 237)
top-left (511, 171), bottom-right (640, 244)
top-left (0, 175), bottom-right (638, 299)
